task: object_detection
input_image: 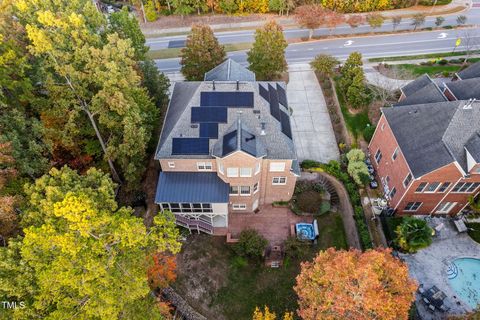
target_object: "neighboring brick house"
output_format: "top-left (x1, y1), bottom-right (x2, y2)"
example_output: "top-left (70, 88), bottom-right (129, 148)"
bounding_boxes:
top-left (369, 65), bottom-right (480, 215)
top-left (154, 59), bottom-right (299, 234)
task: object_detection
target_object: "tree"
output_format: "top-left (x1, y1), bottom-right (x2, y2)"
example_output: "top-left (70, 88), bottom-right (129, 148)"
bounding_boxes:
top-left (339, 52), bottom-right (364, 96)
top-left (253, 306), bottom-right (294, 320)
top-left (140, 60), bottom-right (171, 108)
top-left (346, 70), bottom-right (369, 108)
top-left (294, 5), bottom-right (327, 40)
top-left (366, 13), bottom-right (384, 30)
top-left (144, 0), bottom-right (159, 21)
top-left (109, 7), bottom-right (148, 60)
top-left (0, 142), bottom-right (18, 240)
top-left (346, 15), bottom-right (364, 29)
top-left (310, 54), bottom-right (339, 77)
top-left (233, 229), bottom-right (268, 259)
top-left (180, 24), bottom-right (226, 80)
top-left (0, 166), bottom-right (181, 319)
top-left (147, 252), bottom-right (177, 290)
top-left (247, 21), bottom-right (288, 80)
top-left (395, 217), bottom-right (433, 253)
top-left (411, 13), bottom-right (426, 30)
top-left (347, 159), bottom-right (370, 185)
top-left (173, 0), bottom-right (196, 16)
top-left (294, 248), bottom-right (417, 320)
top-left (325, 10), bottom-right (345, 35)
top-left (457, 15), bottom-right (467, 26)
top-left (392, 16), bottom-right (402, 31)
top-left (346, 148), bottom-right (365, 162)
top-left (435, 16), bottom-right (445, 27)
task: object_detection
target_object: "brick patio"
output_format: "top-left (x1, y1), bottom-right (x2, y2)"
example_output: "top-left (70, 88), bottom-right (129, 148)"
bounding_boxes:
top-left (227, 205), bottom-right (313, 246)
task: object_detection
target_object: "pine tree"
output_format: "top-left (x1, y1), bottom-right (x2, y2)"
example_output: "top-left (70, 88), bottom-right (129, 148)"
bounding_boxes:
top-left (180, 24), bottom-right (226, 80)
top-left (247, 21), bottom-right (287, 80)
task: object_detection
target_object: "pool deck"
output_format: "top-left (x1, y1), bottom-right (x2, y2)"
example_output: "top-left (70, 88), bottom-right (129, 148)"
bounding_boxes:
top-left (400, 217), bottom-right (480, 319)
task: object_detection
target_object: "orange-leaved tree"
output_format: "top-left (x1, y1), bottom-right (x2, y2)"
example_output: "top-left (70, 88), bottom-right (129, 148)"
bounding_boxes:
top-left (253, 306), bottom-right (294, 320)
top-left (294, 5), bottom-right (328, 40)
top-left (294, 248), bottom-right (417, 320)
top-left (147, 252), bottom-right (177, 290)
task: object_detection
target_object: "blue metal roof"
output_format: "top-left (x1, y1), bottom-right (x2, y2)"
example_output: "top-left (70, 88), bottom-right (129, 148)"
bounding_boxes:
top-left (155, 172), bottom-right (229, 203)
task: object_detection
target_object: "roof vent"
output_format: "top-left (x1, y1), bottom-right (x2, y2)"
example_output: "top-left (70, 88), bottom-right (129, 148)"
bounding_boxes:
top-left (260, 122), bottom-right (266, 136)
top-left (463, 98), bottom-right (476, 109)
top-left (191, 124), bottom-right (198, 128)
top-left (408, 110), bottom-right (418, 114)
top-left (236, 80), bottom-right (239, 91)
top-left (212, 80), bottom-right (215, 91)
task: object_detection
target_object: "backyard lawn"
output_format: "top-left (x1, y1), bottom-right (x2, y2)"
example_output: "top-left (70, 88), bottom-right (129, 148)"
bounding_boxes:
top-left (173, 212), bottom-right (347, 320)
top-left (394, 63), bottom-right (462, 77)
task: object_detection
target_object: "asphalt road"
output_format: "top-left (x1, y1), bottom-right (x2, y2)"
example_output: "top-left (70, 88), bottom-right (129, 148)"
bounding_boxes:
top-left (153, 3), bottom-right (480, 72)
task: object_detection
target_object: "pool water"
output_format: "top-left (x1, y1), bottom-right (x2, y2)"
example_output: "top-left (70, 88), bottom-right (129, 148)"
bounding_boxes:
top-left (296, 223), bottom-right (315, 240)
top-left (448, 258), bottom-right (480, 309)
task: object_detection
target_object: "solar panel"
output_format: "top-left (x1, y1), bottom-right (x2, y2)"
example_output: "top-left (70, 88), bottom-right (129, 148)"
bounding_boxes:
top-left (199, 123), bottom-right (218, 139)
top-left (268, 84), bottom-right (281, 122)
top-left (280, 111), bottom-right (293, 139)
top-left (276, 83), bottom-right (288, 107)
top-left (200, 92), bottom-right (254, 108)
top-left (172, 138), bottom-right (210, 155)
top-left (222, 130), bottom-right (238, 156)
top-left (191, 107), bottom-right (228, 123)
top-left (241, 129), bottom-right (256, 156)
top-left (259, 84), bottom-right (269, 102)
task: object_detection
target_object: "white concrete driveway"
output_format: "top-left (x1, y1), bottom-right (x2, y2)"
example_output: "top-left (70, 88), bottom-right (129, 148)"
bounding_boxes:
top-left (287, 64), bottom-right (339, 163)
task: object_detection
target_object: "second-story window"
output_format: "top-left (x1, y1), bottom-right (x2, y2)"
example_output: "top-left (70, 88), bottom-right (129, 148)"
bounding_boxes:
top-left (437, 182), bottom-right (450, 193)
top-left (415, 182), bottom-right (427, 193)
top-left (425, 182), bottom-right (440, 193)
top-left (240, 168), bottom-right (252, 177)
top-left (197, 162), bottom-right (212, 171)
top-left (392, 148), bottom-right (398, 161)
top-left (389, 187), bottom-right (397, 199)
top-left (375, 149), bottom-right (382, 164)
top-left (269, 162), bottom-right (285, 172)
top-left (227, 168), bottom-right (239, 177)
top-left (255, 162), bottom-right (261, 175)
top-left (272, 177), bottom-right (287, 185)
top-left (403, 173), bottom-right (412, 188)
top-left (240, 186), bottom-right (251, 196)
top-left (229, 186), bottom-right (239, 195)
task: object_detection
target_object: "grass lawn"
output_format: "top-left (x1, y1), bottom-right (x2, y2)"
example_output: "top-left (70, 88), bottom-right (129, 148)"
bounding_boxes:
top-left (394, 63), bottom-right (462, 77)
top-left (466, 222), bottom-right (480, 244)
top-left (334, 81), bottom-right (370, 140)
top-left (174, 212), bottom-right (347, 320)
top-left (147, 42), bottom-right (252, 59)
top-left (369, 51), bottom-right (480, 62)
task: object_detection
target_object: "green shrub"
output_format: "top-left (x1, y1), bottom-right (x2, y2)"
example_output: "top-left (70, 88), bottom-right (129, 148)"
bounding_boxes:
top-left (363, 125), bottom-right (376, 142)
top-left (319, 202), bottom-right (331, 215)
top-left (230, 256), bottom-right (248, 268)
top-left (284, 236), bottom-right (308, 258)
top-left (442, 71), bottom-right (450, 77)
top-left (443, 25), bottom-right (453, 29)
top-left (233, 229), bottom-right (268, 259)
top-left (346, 148), bottom-right (366, 162)
top-left (437, 59), bottom-right (448, 65)
top-left (394, 217), bottom-right (432, 253)
top-left (301, 159), bottom-right (322, 169)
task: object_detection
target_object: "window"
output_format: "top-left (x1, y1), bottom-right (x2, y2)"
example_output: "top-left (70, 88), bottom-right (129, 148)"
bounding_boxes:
top-left (269, 162), bottom-right (285, 172)
top-left (240, 186), bottom-right (251, 196)
top-left (192, 203), bottom-right (202, 212)
top-left (425, 182), bottom-right (440, 193)
top-left (272, 177), bottom-right (287, 185)
top-left (392, 148), bottom-right (398, 161)
top-left (197, 162), bottom-right (212, 171)
top-left (255, 162), bottom-right (261, 175)
top-left (415, 182), bottom-right (427, 193)
top-left (381, 123), bottom-right (385, 131)
top-left (253, 182), bottom-right (259, 194)
top-left (375, 149), bottom-right (382, 164)
top-left (389, 187), bottom-right (397, 199)
top-left (232, 204), bottom-right (247, 210)
top-left (168, 161), bottom-right (175, 168)
top-left (403, 173), bottom-right (412, 188)
top-left (404, 202), bottom-right (422, 212)
top-left (437, 182), bottom-right (450, 193)
top-left (227, 168), bottom-right (239, 177)
top-left (218, 163), bottom-right (224, 175)
top-left (181, 203), bottom-right (192, 212)
top-left (240, 168), bottom-right (252, 177)
top-left (229, 186), bottom-right (239, 195)
top-left (436, 202), bottom-right (457, 214)
top-left (452, 182), bottom-right (480, 193)
top-left (474, 167), bottom-right (480, 174)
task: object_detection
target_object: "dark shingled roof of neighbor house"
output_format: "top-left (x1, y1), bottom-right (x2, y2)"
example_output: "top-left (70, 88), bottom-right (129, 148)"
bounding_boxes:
top-left (444, 77), bottom-right (480, 100)
top-left (466, 133), bottom-right (480, 163)
top-left (400, 74), bottom-right (433, 97)
top-left (457, 61), bottom-right (480, 80)
top-left (395, 82), bottom-right (447, 107)
top-left (204, 59), bottom-right (256, 82)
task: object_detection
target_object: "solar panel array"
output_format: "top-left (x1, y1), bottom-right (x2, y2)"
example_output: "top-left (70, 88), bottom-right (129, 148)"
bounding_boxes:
top-left (276, 84), bottom-right (288, 107)
top-left (258, 83), bottom-right (293, 140)
top-left (222, 130), bottom-right (237, 156)
top-left (191, 107), bottom-right (228, 123)
top-left (259, 84), bottom-right (269, 102)
top-left (199, 123), bottom-right (219, 139)
top-left (200, 92), bottom-right (254, 108)
top-left (268, 84), bottom-right (281, 122)
top-left (280, 111), bottom-right (292, 139)
top-left (172, 138), bottom-right (210, 155)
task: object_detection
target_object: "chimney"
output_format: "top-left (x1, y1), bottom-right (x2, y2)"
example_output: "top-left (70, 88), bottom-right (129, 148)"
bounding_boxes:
top-left (212, 80), bottom-right (215, 91)
top-left (236, 80), bottom-right (239, 91)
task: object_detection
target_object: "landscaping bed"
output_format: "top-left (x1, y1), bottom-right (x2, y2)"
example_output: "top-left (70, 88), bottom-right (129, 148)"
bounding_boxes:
top-left (173, 212), bottom-right (347, 319)
top-left (466, 222), bottom-right (480, 244)
top-left (291, 180), bottom-right (330, 216)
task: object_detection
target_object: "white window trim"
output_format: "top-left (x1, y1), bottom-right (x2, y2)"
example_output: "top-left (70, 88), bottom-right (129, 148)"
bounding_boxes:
top-left (255, 162), bottom-right (261, 175)
top-left (381, 123), bottom-right (385, 131)
top-left (272, 177), bottom-right (287, 185)
top-left (168, 161), bottom-right (175, 168)
top-left (389, 187), bottom-right (397, 199)
top-left (404, 202), bottom-right (423, 212)
top-left (232, 204), bottom-right (247, 210)
top-left (437, 182), bottom-right (450, 193)
top-left (424, 182), bottom-right (440, 193)
top-left (229, 186), bottom-right (239, 196)
top-left (403, 173), bottom-right (412, 188)
top-left (240, 186), bottom-right (251, 196)
top-left (197, 162), bottom-right (212, 171)
top-left (269, 162), bottom-right (286, 172)
top-left (391, 147), bottom-right (398, 161)
top-left (436, 202), bottom-right (457, 214)
top-left (240, 168), bottom-right (252, 177)
top-left (253, 182), bottom-right (259, 194)
top-left (375, 149), bottom-right (382, 164)
top-left (227, 168), bottom-right (239, 177)
top-left (218, 163), bottom-right (224, 175)
top-left (415, 182), bottom-right (428, 193)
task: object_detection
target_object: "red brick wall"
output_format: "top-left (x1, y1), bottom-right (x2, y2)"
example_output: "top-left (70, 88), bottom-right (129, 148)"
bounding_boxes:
top-left (444, 87), bottom-right (457, 101)
top-left (368, 114), bottom-right (412, 208)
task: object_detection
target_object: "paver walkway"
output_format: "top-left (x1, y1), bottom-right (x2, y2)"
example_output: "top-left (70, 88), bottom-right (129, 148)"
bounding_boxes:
top-left (287, 64), bottom-right (340, 163)
top-left (300, 171), bottom-right (361, 249)
top-left (364, 66), bottom-right (412, 90)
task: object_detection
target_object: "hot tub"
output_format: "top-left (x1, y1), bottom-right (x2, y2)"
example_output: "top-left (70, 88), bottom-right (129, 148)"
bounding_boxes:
top-left (296, 220), bottom-right (319, 241)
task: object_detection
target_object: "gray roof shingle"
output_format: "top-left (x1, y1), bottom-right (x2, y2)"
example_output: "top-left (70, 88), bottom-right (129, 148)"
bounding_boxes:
top-left (457, 62), bottom-right (480, 80)
top-left (400, 74), bottom-right (432, 97)
top-left (395, 82), bottom-right (447, 107)
top-left (444, 77), bottom-right (480, 100)
top-left (204, 59), bottom-right (256, 82)
top-left (466, 133), bottom-right (480, 163)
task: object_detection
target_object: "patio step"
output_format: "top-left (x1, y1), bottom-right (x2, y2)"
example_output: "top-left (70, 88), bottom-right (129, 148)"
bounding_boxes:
top-left (317, 176), bottom-right (340, 206)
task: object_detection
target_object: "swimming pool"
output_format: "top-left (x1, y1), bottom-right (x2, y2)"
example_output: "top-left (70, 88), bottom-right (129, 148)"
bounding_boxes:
top-left (447, 258), bottom-right (480, 309)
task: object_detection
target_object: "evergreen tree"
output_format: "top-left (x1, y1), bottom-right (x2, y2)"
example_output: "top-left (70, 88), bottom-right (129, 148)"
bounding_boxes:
top-left (310, 54), bottom-right (339, 77)
top-left (180, 24), bottom-right (226, 80)
top-left (109, 7), bottom-right (148, 60)
top-left (247, 21), bottom-right (287, 80)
